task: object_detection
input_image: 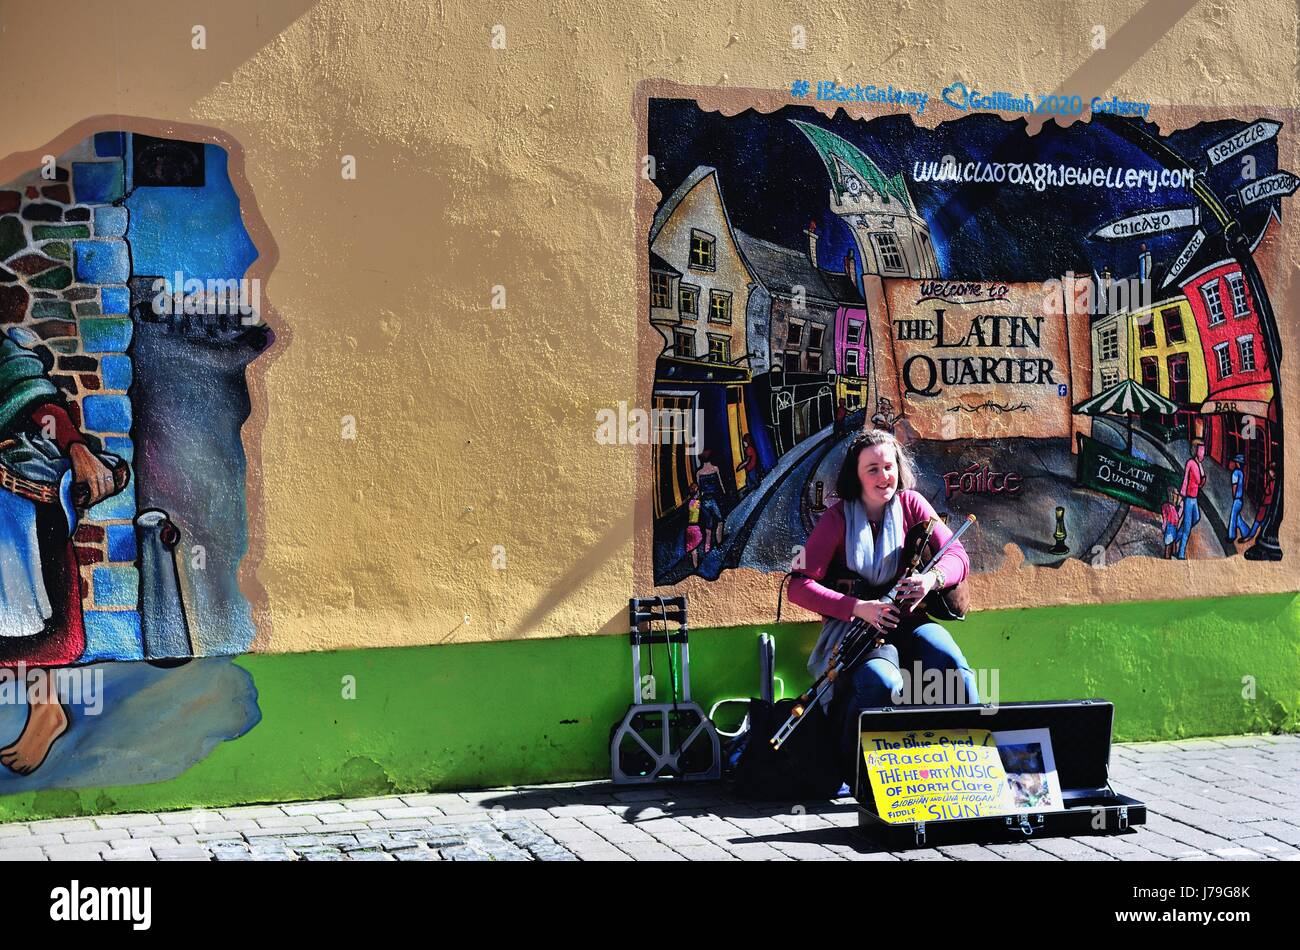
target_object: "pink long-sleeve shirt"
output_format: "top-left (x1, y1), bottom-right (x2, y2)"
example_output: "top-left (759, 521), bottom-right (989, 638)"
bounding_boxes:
top-left (787, 490), bottom-right (970, 623)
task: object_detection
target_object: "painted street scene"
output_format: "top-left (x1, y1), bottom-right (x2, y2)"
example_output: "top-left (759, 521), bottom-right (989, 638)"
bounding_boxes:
top-left (647, 102), bottom-right (1288, 585)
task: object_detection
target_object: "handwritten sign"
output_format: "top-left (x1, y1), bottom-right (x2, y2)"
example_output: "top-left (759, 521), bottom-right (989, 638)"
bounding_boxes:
top-left (861, 729), bottom-right (1017, 823)
top-left (1091, 207), bottom-right (1199, 241)
top-left (1205, 119), bottom-right (1282, 165)
top-left (1239, 171), bottom-right (1299, 207)
top-left (1161, 229), bottom-right (1206, 288)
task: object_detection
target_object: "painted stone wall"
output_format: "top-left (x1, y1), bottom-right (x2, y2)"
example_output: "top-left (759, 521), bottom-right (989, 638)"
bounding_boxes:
top-left (0, 125), bottom-right (268, 789)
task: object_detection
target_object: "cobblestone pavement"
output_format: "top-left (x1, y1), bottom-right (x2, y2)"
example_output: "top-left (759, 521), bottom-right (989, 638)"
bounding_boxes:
top-left (2, 734), bottom-right (1298, 861)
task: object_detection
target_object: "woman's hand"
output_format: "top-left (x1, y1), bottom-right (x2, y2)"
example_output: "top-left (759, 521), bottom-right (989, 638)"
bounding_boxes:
top-left (68, 443), bottom-right (114, 507)
top-left (851, 598), bottom-right (900, 631)
top-left (895, 571), bottom-right (938, 610)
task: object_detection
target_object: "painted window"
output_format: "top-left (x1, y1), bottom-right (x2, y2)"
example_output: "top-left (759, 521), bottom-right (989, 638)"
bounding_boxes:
top-left (708, 290), bottom-right (732, 325)
top-left (1237, 334), bottom-right (1256, 372)
top-left (1161, 307), bottom-right (1185, 344)
top-left (1202, 281), bottom-right (1225, 326)
top-left (1099, 324), bottom-right (1118, 361)
top-left (1101, 367), bottom-right (1119, 389)
top-left (846, 319), bottom-right (863, 346)
top-left (845, 348), bottom-right (860, 376)
top-left (1227, 272), bottom-right (1250, 317)
top-left (1140, 356), bottom-right (1159, 391)
top-left (788, 318), bottom-right (804, 347)
top-left (806, 323), bottom-right (825, 369)
top-left (1167, 353), bottom-right (1189, 404)
top-left (651, 272), bottom-right (671, 309)
top-left (707, 334), bottom-right (730, 363)
top-left (1137, 314), bottom-right (1156, 349)
top-left (1214, 342), bottom-right (1233, 379)
top-left (689, 229), bottom-right (716, 271)
top-left (673, 328), bottom-right (695, 358)
top-left (678, 284), bottom-right (699, 317)
top-left (873, 232), bottom-right (906, 274)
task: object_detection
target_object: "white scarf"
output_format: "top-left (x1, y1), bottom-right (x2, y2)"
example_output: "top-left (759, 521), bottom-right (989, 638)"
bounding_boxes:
top-left (843, 494), bottom-right (903, 587)
top-left (805, 494), bottom-right (905, 692)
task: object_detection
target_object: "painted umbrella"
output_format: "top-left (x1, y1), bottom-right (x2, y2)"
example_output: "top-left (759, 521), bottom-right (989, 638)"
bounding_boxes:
top-left (1072, 378), bottom-right (1179, 453)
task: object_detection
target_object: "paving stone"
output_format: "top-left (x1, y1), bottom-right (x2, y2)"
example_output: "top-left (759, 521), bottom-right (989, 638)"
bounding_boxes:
top-left (152, 846), bottom-right (212, 861)
top-left (217, 806), bottom-right (286, 820)
top-left (767, 841), bottom-right (840, 860)
top-left (32, 818), bottom-right (95, 833)
top-left (255, 815), bottom-right (324, 830)
top-left (547, 804), bottom-right (615, 818)
top-left (440, 845), bottom-right (491, 861)
top-left (44, 843), bottom-right (110, 860)
top-left (981, 843), bottom-right (1060, 860)
top-left (282, 802), bottom-right (347, 816)
top-left (571, 847), bottom-right (635, 861)
top-left (0, 834), bottom-right (63, 849)
top-left (670, 843), bottom-right (737, 861)
top-left (1228, 835), bottom-right (1300, 859)
top-left (63, 829), bottom-right (131, 844)
top-left (394, 848), bottom-right (443, 861)
top-left (129, 825), bottom-right (191, 839)
top-left (319, 810), bottom-right (380, 824)
top-left (376, 806), bottom-right (446, 820)
top-left (93, 814), bottom-right (164, 829)
top-left (1249, 820), bottom-right (1300, 846)
top-left (159, 811), bottom-right (223, 826)
top-left (102, 848), bottom-right (157, 862)
top-left (936, 844), bottom-right (1006, 861)
top-left (1025, 837), bottom-right (1116, 860)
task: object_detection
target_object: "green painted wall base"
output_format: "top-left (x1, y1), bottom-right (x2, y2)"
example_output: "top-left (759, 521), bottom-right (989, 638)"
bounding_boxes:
top-left (1, 591), bottom-right (1297, 821)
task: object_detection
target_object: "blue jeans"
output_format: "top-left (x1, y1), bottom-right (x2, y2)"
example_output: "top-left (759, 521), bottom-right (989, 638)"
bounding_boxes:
top-left (1176, 496), bottom-right (1200, 559)
top-left (1229, 497), bottom-right (1252, 540)
top-left (830, 622), bottom-right (980, 781)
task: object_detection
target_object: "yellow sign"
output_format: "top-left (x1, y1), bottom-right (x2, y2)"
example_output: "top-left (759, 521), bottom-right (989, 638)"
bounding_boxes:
top-left (861, 729), bottom-right (1018, 823)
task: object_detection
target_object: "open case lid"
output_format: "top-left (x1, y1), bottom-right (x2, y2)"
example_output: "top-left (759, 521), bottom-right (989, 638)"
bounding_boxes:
top-left (855, 700), bottom-right (1115, 812)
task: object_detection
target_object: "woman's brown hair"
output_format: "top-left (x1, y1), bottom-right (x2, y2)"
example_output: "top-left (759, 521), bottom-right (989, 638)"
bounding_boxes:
top-left (834, 428), bottom-right (917, 503)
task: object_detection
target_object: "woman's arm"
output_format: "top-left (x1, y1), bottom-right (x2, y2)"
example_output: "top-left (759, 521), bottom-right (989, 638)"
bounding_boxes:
top-left (901, 491), bottom-right (969, 587)
top-left (786, 503), bottom-right (859, 622)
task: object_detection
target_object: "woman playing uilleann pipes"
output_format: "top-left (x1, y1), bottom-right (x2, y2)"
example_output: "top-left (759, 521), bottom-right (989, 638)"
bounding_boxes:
top-left (786, 428), bottom-right (979, 780)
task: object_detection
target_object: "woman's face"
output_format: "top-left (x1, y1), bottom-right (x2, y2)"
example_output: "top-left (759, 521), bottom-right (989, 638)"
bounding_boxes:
top-left (856, 444), bottom-right (898, 510)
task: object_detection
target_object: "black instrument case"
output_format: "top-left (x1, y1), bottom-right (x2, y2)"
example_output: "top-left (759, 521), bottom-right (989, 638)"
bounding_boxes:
top-left (854, 699), bottom-right (1147, 849)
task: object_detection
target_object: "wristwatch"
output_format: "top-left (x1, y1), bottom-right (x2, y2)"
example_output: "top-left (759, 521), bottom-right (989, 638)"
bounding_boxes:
top-left (930, 567), bottom-right (947, 590)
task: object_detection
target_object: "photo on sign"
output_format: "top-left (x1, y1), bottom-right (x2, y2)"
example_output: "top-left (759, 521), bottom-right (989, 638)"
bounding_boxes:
top-left (993, 728), bottom-right (1064, 812)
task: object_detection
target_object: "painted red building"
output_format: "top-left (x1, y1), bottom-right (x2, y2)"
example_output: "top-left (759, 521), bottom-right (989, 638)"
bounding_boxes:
top-left (1180, 258), bottom-right (1277, 499)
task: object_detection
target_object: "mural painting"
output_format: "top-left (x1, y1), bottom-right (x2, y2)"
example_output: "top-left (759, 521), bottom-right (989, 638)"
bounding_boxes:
top-left (646, 99), bottom-right (1290, 589)
top-left (0, 127), bottom-right (272, 788)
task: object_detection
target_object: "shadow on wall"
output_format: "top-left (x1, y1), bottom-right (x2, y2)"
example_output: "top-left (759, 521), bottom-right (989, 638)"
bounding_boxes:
top-left (0, 657), bottom-right (260, 794)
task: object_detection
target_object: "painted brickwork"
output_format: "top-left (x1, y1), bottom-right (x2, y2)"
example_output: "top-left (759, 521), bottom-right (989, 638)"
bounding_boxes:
top-left (0, 133), bottom-right (139, 658)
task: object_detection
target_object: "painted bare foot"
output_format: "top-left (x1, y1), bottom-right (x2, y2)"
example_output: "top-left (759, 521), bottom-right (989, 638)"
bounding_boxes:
top-left (0, 701), bottom-right (69, 775)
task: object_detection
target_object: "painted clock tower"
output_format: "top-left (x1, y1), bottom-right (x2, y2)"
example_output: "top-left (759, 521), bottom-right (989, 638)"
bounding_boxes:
top-left (791, 120), bottom-right (940, 281)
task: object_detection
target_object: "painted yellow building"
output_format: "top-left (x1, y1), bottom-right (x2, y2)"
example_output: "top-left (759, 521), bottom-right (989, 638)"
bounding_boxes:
top-left (1123, 296), bottom-right (1209, 407)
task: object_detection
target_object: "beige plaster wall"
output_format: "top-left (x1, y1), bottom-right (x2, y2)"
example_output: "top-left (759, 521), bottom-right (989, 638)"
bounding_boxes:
top-left (1, 0), bottom-right (1296, 650)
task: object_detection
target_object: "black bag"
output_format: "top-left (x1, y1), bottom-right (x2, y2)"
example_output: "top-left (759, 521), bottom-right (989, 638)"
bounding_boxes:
top-left (727, 697), bottom-right (843, 801)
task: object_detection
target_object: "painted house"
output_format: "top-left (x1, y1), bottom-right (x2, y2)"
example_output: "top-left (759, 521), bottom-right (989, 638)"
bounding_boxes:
top-left (1181, 258), bottom-right (1277, 493)
top-left (734, 229), bottom-right (839, 455)
top-left (648, 166), bottom-right (758, 516)
top-left (1125, 295), bottom-right (1207, 415)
